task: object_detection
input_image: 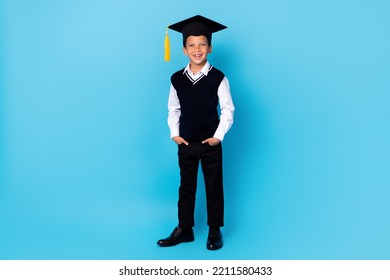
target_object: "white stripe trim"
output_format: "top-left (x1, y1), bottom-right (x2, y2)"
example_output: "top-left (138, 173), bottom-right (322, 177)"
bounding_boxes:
top-left (184, 65), bottom-right (214, 85)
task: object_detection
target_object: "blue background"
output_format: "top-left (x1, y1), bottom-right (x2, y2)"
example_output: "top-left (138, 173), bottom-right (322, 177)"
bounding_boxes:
top-left (1, 0), bottom-right (389, 259)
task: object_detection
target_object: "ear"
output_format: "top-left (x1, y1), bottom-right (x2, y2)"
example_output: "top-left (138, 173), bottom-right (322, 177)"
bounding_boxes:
top-left (208, 45), bottom-right (213, 54)
top-left (183, 46), bottom-right (188, 56)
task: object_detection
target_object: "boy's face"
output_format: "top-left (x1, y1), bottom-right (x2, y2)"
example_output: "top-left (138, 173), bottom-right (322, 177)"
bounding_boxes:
top-left (183, 35), bottom-right (212, 69)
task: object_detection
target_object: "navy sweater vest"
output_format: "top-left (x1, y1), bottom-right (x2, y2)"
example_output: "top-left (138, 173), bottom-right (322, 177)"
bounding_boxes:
top-left (171, 66), bottom-right (225, 141)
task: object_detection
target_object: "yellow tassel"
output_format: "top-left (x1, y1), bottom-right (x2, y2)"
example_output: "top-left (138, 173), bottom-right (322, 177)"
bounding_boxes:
top-left (164, 26), bottom-right (170, 61)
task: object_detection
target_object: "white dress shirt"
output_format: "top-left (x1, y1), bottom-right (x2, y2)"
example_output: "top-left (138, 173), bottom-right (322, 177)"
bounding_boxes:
top-left (167, 61), bottom-right (235, 141)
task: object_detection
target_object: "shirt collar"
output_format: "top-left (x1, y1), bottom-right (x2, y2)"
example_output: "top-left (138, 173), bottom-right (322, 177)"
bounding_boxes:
top-left (183, 61), bottom-right (211, 76)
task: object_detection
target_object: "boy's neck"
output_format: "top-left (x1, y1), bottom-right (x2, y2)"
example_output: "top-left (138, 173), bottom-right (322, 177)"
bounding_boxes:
top-left (189, 61), bottom-right (207, 74)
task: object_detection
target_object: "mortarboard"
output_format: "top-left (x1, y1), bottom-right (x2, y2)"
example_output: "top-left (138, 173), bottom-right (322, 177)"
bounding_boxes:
top-left (164, 15), bottom-right (227, 61)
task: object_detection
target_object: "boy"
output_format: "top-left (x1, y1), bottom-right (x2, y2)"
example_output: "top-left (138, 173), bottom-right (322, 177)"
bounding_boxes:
top-left (157, 15), bottom-right (234, 250)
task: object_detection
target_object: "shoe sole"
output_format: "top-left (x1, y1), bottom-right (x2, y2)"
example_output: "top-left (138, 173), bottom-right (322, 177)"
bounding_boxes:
top-left (207, 244), bottom-right (223, 250)
top-left (157, 236), bottom-right (195, 247)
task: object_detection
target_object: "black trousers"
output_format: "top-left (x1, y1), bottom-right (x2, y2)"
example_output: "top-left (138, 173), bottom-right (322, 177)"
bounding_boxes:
top-left (177, 142), bottom-right (224, 228)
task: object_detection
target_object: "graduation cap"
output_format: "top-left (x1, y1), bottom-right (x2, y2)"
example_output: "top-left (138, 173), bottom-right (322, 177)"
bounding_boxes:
top-left (164, 15), bottom-right (227, 61)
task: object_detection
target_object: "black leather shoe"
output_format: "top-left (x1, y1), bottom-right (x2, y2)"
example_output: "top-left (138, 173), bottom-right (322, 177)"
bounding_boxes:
top-left (157, 227), bottom-right (194, 247)
top-left (207, 228), bottom-right (223, 250)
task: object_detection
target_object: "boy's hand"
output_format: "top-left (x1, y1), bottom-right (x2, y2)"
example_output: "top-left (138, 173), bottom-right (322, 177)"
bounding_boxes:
top-left (172, 136), bottom-right (189, 145)
top-left (202, 137), bottom-right (221, 146)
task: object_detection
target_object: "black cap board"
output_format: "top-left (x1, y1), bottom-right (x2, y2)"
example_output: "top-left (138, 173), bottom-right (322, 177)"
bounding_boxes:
top-left (168, 15), bottom-right (227, 46)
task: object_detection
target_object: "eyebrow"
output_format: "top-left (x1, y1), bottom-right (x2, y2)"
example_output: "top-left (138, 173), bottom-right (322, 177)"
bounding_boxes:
top-left (186, 40), bottom-right (208, 45)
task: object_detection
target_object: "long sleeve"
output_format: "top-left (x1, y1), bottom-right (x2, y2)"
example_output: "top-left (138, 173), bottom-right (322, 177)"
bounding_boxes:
top-left (167, 84), bottom-right (181, 139)
top-left (213, 77), bottom-right (235, 141)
